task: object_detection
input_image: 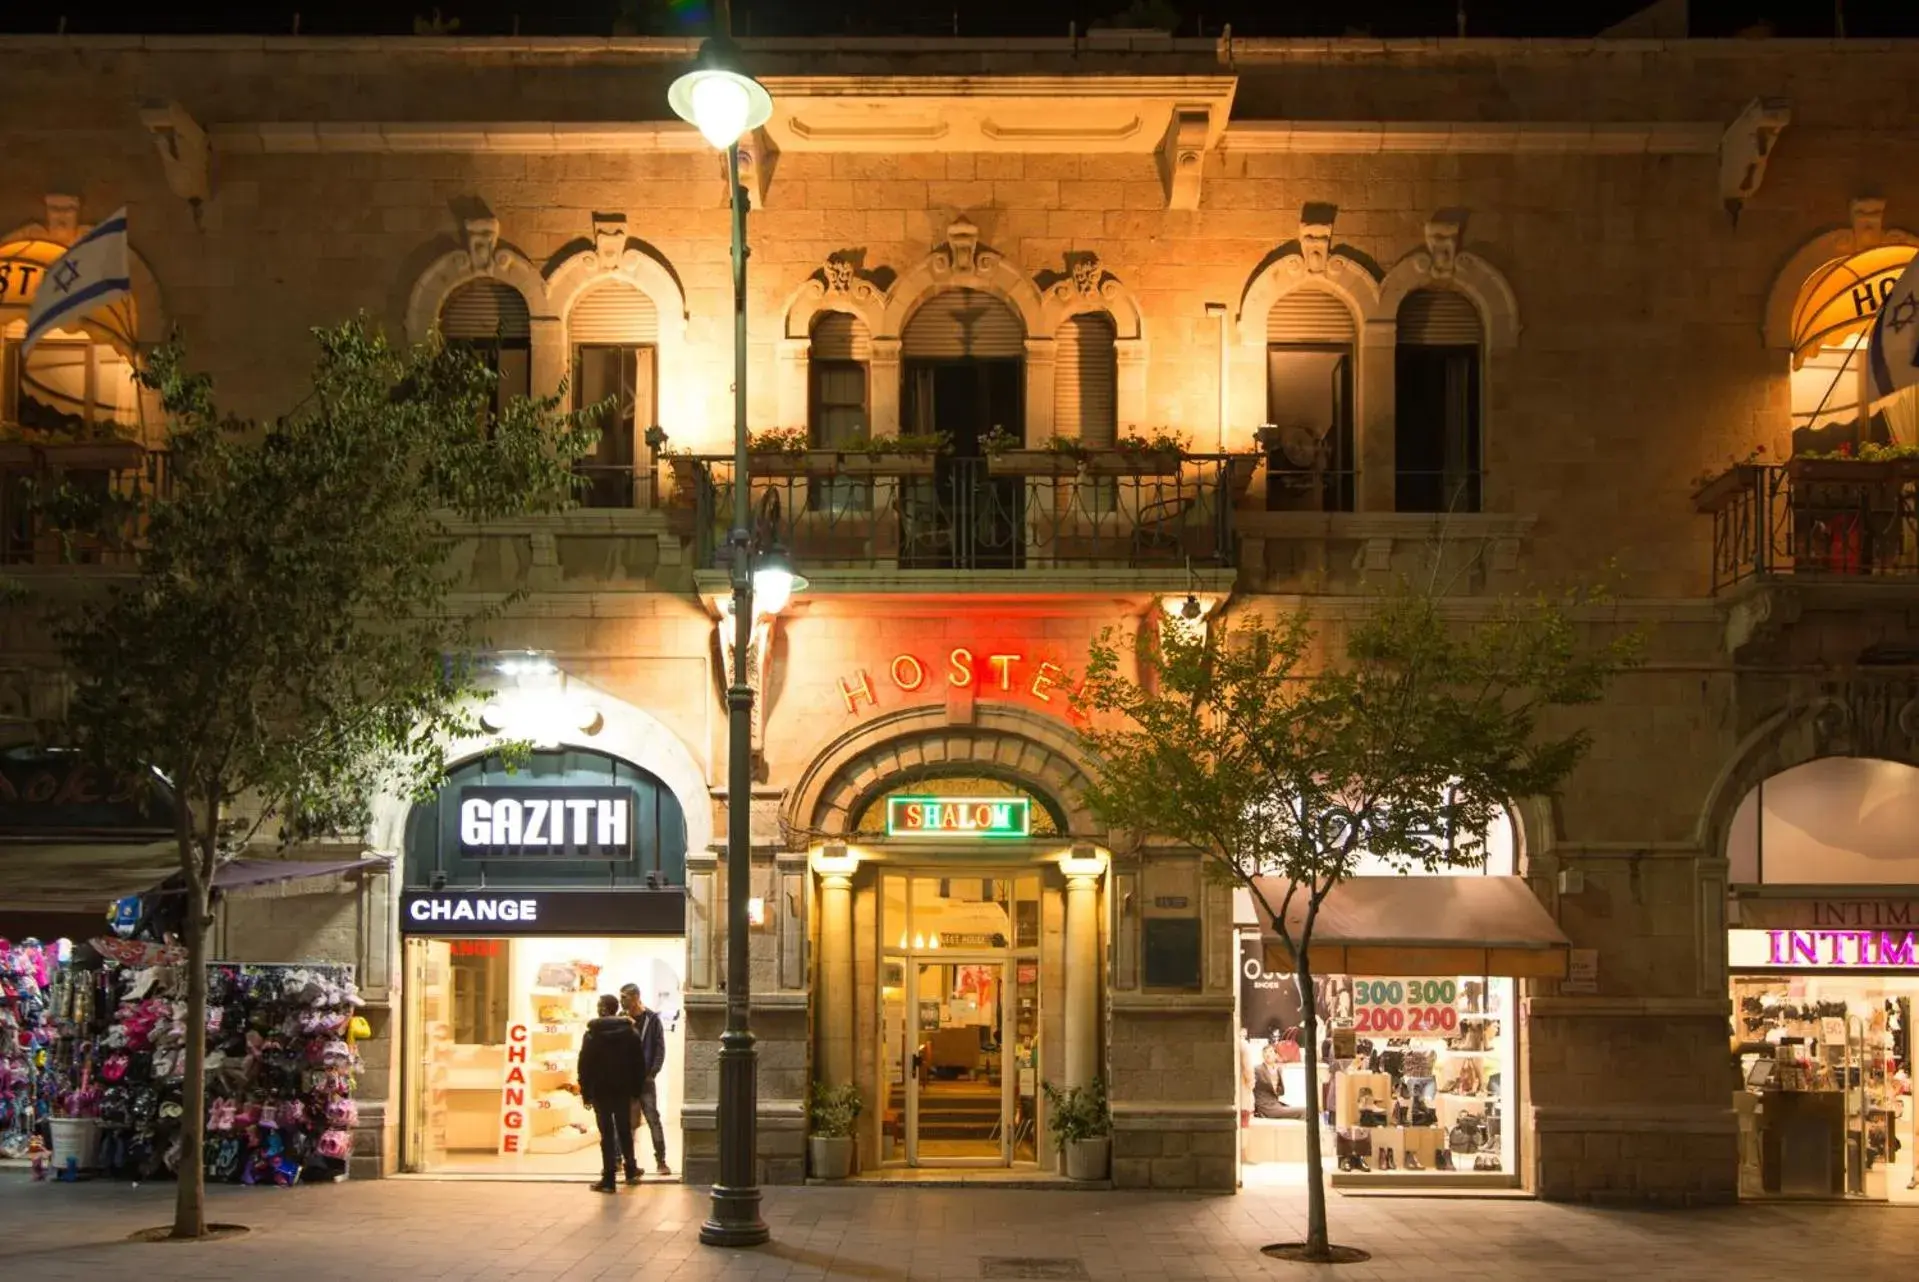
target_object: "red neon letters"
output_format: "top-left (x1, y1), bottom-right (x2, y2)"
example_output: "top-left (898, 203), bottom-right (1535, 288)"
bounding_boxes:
top-left (838, 650), bottom-right (1067, 712)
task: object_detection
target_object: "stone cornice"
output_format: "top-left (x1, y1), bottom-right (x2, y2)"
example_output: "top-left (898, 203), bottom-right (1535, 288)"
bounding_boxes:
top-left (211, 120), bottom-right (710, 154)
top-left (1223, 120), bottom-right (1722, 155)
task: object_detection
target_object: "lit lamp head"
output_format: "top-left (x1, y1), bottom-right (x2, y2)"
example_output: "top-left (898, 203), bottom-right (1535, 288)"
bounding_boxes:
top-left (667, 39), bottom-right (774, 151)
top-left (750, 544), bottom-right (808, 619)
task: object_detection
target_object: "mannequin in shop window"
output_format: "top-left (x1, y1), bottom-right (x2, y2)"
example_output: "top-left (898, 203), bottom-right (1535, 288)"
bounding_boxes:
top-left (1253, 1043), bottom-right (1304, 1120)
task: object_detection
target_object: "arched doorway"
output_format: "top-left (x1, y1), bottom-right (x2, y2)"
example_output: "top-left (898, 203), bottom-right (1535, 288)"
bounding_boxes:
top-left (1724, 755), bottom-right (1919, 1200)
top-left (795, 715), bottom-right (1108, 1174)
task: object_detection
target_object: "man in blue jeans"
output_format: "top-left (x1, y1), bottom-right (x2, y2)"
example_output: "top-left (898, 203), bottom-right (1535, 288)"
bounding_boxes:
top-left (578, 994), bottom-right (646, 1192)
top-left (620, 983), bottom-right (670, 1176)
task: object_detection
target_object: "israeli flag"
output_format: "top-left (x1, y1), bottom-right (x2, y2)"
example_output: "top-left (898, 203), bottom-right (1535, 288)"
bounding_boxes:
top-left (1868, 253), bottom-right (1919, 406)
top-left (22, 207), bottom-right (131, 356)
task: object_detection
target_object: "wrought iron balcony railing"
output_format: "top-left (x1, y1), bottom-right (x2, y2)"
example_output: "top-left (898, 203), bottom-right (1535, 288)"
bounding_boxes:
top-left (1693, 460), bottom-right (1919, 593)
top-left (0, 444), bottom-right (170, 567)
top-left (678, 453), bottom-right (1248, 572)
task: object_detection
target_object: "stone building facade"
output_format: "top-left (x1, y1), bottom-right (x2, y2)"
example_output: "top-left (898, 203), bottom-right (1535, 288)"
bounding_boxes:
top-left (5, 31), bottom-right (1919, 1203)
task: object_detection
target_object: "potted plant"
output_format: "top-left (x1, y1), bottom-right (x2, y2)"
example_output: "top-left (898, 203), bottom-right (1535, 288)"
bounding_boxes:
top-left (1087, 428), bottom-right (1187, 476)
top-left (835, 432), bottom-right (948, 477)
top-left (808, 1081), bottom-right (863, 1180)
top-left (746, 427), bottom-right (819, 477)
top-left (986, 428), bottom-right (1084, 477)
top-left (1042, 1077), bottom-right (1111, 1181)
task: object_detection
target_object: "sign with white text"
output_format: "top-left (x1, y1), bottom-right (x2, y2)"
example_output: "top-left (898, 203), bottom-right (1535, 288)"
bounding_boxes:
top-left (457, 786), bottom-right (632, 861)
top-left (885, 796), bottom-right (1031, 839)
top-left (400, 888), bottom-right (686, 937)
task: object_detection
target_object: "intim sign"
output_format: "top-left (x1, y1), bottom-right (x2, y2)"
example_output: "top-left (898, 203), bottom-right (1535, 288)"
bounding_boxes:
top-left (1764, 929), bottom-right (1919, 968)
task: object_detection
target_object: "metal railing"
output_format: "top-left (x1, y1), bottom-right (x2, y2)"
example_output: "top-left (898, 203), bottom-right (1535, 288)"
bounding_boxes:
top-left (0, 447), bottom-right (170, 566)
top-left (1694, 462), bottom-right (1919, 592)
top-left (684, 454), bottom-right (1246, 572)
top-left (572, 463), bottom-right (656, 511)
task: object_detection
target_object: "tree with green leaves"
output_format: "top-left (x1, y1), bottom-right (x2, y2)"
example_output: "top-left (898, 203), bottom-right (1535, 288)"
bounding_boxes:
top-left (53, 320), bottom-right (598, 1238)
top-left (1075, 591), bottom-right (1638, 1264)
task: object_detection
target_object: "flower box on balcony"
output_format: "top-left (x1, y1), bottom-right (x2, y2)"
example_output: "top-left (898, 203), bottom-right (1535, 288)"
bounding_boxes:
top-left (1785, 457), bottom-right (1899, 486)
top-left (1086, 448), bottom-right (1181, 477)
top-left (987, 450), bottom-right (1082, 477)
top-left (39, 438), bottom-right (146, 470)
top-left (0, 440), bottom-right (32, 465)
top-left (835, 451), bottom-right (939, 477)
top-left (749, 451), bottom-right (823, 478)
top-left (1691, 463), bottom-right (1763, 514)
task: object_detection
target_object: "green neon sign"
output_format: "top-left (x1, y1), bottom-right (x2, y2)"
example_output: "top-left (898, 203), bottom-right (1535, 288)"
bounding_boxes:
top-left (885, 795), bottom-right (1031, 839)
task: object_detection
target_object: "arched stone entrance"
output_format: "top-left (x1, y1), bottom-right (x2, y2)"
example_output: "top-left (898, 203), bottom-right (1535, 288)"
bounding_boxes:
top-left (789, 707), bottom-right (1109, 1173)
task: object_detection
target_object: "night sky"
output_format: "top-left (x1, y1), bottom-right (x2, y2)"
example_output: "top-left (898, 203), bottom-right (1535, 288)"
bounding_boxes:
top-left (3, 0), bottom-right (1917, 38)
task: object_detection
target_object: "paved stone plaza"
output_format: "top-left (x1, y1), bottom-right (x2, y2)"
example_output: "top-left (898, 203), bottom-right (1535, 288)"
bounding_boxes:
top-left (3, 1173), bottom-right (1916, 1281)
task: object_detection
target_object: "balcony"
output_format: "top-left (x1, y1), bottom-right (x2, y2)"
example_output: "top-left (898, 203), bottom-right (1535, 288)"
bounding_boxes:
top-left (0, 441), bottom-right (169, 568)
top-left (672, 453), bottom-right (1249, 575)
top-left (1694, 460), bottom-right (1919, 593)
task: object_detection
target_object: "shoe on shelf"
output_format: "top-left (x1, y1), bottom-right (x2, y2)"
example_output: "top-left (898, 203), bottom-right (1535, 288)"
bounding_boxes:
top-left (591, 1181), bottom-right (617, 1194)
top-left (656, 1161), bottom-right (672, 1177)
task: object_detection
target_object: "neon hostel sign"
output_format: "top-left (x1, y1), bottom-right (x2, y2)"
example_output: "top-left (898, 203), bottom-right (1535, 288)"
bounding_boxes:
top-left (1767, 929), bottom-right (1919, 967)
top-left (837, 648), bottom-right (1068, 713)
top-left (886, 795), bottom-right (1032, 839)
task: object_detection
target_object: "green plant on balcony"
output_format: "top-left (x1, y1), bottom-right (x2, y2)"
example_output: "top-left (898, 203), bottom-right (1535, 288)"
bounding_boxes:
top-left (1689, 445), bottom-right (1767, 499)
top-left (837, 431), bottom-right (949, 456)
top-left (746, 426), bottom-right (810, 456)
top-left (1116, 427), bottom-right (1190, 455)
top-left (1088, 427), bottom-right (1188, 476)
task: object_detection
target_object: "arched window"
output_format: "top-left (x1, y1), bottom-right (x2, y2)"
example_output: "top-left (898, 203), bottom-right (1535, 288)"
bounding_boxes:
top-left (439, 278), bottom-right (531, 418)
top-left (1394, 288), bottom-right (1483, 514)
top-left (810, 310), bottom-right (871, 513)
top-left (1727, 756), bottom-right (1919, 886)
top-left (0, 239), bottom-right (139, 437)
top-left (1265, 289), bottom-right (1355, 513)
top-left (568, 281), bottom-right (658, 508)
top-left (1788, 246), bottom-right (1919, 454)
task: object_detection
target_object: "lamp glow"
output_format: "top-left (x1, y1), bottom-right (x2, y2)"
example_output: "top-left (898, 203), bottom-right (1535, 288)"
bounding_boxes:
top-left (667, 42), bottom-right (774, 153)
top-left (751, 547), bottom-right (807, 618)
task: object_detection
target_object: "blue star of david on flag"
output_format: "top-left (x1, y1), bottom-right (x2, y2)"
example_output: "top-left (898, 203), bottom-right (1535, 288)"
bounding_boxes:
top-left (22, 207), bottom-right (132, 356)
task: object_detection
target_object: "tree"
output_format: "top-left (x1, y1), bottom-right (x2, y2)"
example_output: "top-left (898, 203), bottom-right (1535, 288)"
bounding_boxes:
top-left (53, 320), bottom-right (597, 1238)
top-left (1075, 591), bottom-right (1638, 1264)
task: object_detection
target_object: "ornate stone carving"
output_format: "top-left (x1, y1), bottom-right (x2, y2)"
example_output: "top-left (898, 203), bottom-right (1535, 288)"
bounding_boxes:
top-left (1719, 96), bottom-right (1792, 224)
top-left (1852, 197), bottom-right (1887, 251)
top-left (43, 195), bottom-right (80, 245)
top-left (942, 218), bottom-right (984, 276)
top-left (1300, 220), bottom-right (1333, 275)
top-left (463, 216), bottom-right (501, 272)
top-left (1423, 217), bottom-right (1461, 279)
top-left (592, 214), bottom-right (627, 271)
top-left (1802, 678), bottom-right (1919, 762)
top-left (1070, 253), bottom-right (1102, 297)
top-left (1045, 253), bottom-right (1115, 310)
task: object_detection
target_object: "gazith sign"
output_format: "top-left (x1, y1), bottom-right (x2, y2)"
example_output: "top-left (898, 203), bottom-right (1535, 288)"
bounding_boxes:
top-left (885, 796), bottom-right (1031, 839)
top-left (457, 786), bottom-right (632, 861)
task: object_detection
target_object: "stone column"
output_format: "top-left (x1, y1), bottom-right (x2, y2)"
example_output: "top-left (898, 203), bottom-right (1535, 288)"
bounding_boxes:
top-left (775, 338), bottom-right (810, 430)
top-left (817, 859), bottom-right (857, 1087)
top-left (1358, 318), bottom-right (1397, 512)
top-left (869, 337), bottom-right (902, 437)
top-left (1063, 866), bottom-right (1101, 1087)
top-left (1024, 337), bottom-right (1057, 442)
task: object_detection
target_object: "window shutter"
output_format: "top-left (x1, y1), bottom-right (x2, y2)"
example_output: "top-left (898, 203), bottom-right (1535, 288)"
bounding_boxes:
top-left (440, 280), bottom-right (530, 340)
top-left (569, 281), bottom-right (658, 345)
top-left (1055, 313), bottom-right (1117, 447)
top-left (811, 311), bottom-right (872, 362)
top-left (1267, 290), bottom-right (1356, 344)
top-left (1398, 290), bottom-right (1483, 346)
top-left (901, 288), bottom-right (1024, 358)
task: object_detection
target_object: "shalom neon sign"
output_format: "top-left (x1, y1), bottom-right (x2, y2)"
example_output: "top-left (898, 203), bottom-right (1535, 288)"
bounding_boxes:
top-left (886, 796), bottom-right (1032, 839)
top-left (837, 648), bottom-right (1068, 713)
top-left (1767, 929), bottom-right (1919, 967)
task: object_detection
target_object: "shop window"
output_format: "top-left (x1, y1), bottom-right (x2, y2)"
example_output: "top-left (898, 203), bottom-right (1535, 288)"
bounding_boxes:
top-left (809, 310), bottom-right (871, 513)
top-left (1, 321), bottom-right (138, 433)
top-left (568, 281), bottom-right (658, 509)
top-left (1727, 756), bottom-right (1919, 885)
top-left (1394, 289), bottom-right (1482, 514)
top-left (1265, 290), bottom-right (1355, 513)
top-left (438, 279), bottom-right (532, 419)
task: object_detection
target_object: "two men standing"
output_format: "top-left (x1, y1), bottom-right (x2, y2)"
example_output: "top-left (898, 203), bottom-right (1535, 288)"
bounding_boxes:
top-left (576, 984), bottom-right (670, 1192)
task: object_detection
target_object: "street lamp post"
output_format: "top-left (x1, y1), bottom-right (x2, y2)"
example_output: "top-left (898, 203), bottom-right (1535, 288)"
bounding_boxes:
top-left (670, 36), bottom-right (778, 1251)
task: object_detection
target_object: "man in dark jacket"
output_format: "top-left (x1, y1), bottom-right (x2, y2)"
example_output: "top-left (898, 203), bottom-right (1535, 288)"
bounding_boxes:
top-left (577, 994), bottom-right (646, 1191)
top-left (620, 982), bottom-right (670, 1176)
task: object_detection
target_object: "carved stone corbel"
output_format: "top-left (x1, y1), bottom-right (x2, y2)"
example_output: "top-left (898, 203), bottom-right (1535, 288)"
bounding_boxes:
top-left (592, 213), bottom-right (628, 271)
top-left (463, 216), bottom-right (501, 273)
top-left (1299, 219), bottom-right (1334, 275)
top-left (1158, 106), bottom-right (1209, 211)
top-left (1852, 197), bottom-right (1887, 252)
top-left (138, 100), bottom-right (210, 217)
top-left (1720, 96), bottom-right (1792, 224)
top-left (42, 195), bottom-right (80, 245)
top-left (723, 127), bottom-right (778, 209)
top-left (1423, 217), bottom-right (1461, 279)
top-left (717, 608), bottom-right (774, 754)
top-left (932, 218), bottom-right (998, 280)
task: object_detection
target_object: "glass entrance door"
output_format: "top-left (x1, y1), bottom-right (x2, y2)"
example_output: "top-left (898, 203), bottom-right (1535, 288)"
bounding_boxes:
top-left (880, 871), bottom-right (1042, 1168)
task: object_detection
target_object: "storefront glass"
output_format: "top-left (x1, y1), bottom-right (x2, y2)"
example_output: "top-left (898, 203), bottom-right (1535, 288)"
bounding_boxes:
top-left (1728, 928), bottom-right (1917, 1201)
top-left (403, 934), bottom-right (684, 1176)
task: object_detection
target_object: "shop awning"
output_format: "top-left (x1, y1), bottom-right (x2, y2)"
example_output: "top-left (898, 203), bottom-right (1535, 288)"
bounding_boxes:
top-left (213, 856), bottom-right (387, 892)
top-left (0, 840), bottom-right (181, 908)
top-left (1252, 875), bottom-right (1571, 979)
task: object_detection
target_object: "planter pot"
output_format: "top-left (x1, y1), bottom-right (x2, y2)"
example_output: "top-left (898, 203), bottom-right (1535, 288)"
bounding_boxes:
top-left (809, 1134), bottom-right (856, 1180)
top-left (988, 450), bottom-right (1082, 477)
top-left (1691, 463), bottom-right (1763, 514)
top-left (40, 439), bottom-right (146, 470)
top-left (48, 1117), bottom-right (102, 1171)
top-left (1086, 450), bottom-right (1181, 477)
top-left (837, 452), bottom-right (939, 477)
top-left (0, 441), bottom-right (33, 465)
top-left (1063, 1136), bottom-right (1111, 1181)
top-left (750, 452), bottom-right (817, 478)
top-left (1785, 457), bottom-right (1898, 485)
